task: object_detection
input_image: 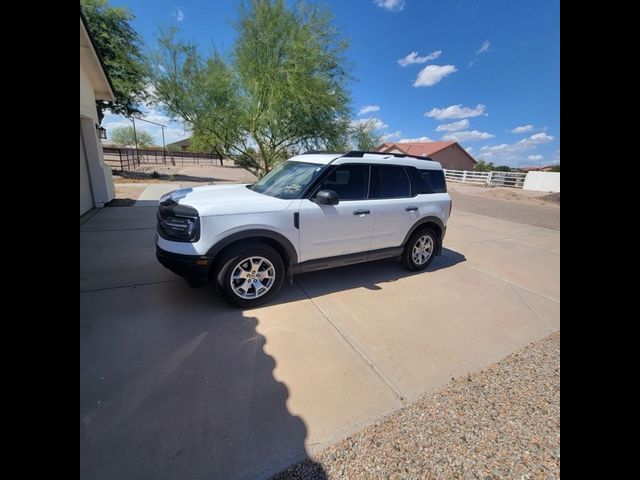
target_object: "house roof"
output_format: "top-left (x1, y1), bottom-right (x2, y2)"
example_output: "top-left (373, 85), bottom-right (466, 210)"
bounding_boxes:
top-left (167, 138), bottom-right (191, 147)
top-left (376, 141), bottom-right (477, 164)
top-left (80, 8), bottom-right (115, 101)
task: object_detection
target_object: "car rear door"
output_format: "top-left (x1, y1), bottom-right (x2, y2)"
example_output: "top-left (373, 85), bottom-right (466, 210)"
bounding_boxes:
top-left (369, 164), bottom-right (418, 250)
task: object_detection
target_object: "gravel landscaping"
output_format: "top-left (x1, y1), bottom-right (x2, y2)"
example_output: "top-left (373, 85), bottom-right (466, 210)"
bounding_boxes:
top-left (273, 332), bottom-right (560, 480)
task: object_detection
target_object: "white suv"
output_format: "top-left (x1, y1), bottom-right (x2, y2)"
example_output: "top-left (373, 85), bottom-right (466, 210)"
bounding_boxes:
top-left (156, 151), bottom-right (452, 307)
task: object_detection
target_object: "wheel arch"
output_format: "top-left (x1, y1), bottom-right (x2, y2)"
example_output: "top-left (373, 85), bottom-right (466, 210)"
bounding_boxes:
top-left (206, 229), bottom-right (298, 277)
top-left (402, 216), bottom-right (445, 255)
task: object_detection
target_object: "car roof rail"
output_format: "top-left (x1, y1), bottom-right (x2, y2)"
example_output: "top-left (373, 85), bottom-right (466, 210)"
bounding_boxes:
top-left (300, 150), bottom-right (345, 155)
top-left (342, 150), bottom-right (434, 161)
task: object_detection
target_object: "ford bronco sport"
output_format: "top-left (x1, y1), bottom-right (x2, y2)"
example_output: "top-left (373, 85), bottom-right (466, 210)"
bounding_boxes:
top-left (156, 151), bottom-right (452, 307)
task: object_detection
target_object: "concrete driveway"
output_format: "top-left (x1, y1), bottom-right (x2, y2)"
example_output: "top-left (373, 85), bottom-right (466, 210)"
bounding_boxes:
top-left (80, 201), bottom-right (559, 480)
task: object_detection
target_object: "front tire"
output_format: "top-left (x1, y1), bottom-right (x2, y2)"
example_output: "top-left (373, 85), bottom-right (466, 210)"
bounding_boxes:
top-left (216, 242), bottom-right (285, 308)
top-left (401, 228), bottom-right (438, 271)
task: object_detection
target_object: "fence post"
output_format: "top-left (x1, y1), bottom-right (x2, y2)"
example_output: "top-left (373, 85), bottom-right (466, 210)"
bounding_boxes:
top-left (462, 170), bottom-right (467, 183)
top-left (119, 149), bottom-right (123, 171)
top-left (487, 171), bottom-right (493, 185)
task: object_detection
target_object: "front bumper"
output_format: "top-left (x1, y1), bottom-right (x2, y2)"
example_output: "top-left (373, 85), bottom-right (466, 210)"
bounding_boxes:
top-left (156, 247), bottom-right (213, 285)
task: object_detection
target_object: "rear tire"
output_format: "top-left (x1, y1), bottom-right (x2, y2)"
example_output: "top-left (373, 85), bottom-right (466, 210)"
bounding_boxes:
top-left (215, 242), bottom-right (285, 308)
top-left (401, 228), bottom-right (438, 271)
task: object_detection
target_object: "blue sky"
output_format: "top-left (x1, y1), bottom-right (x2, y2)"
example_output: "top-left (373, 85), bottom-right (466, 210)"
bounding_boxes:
top-left (102, 0), bottom-right (559, 167)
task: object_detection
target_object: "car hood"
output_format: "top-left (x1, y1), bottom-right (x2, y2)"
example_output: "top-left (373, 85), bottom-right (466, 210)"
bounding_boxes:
top-left (164, 184), bottom-right (293, 216)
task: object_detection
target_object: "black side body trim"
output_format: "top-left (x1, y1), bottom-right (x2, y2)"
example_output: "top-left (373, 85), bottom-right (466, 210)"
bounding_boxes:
top-left (293, 212), bottom-right (300, 229)
top-left (290, 247), bottom-right (403, 274)
top-left (205, 229), bottom-right (299, 266)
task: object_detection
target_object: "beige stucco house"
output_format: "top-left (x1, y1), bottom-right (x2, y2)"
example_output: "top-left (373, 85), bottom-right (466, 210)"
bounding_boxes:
top-left (376, 141), bottom-right (476, 171)
top-left (80, 12), bottom-right (115, 216)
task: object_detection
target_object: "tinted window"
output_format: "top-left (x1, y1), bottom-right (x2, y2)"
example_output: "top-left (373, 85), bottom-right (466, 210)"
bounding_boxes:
top-left (317, 164), bottom-right (369, 200)
top-left (409, 168), bottom-right (447, 194)
top-left (371, 165), bottom-right (411, 198)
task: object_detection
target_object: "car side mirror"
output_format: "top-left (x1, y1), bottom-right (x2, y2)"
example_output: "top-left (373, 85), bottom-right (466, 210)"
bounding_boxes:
top-left (314, 189), bottom-right (339, 205)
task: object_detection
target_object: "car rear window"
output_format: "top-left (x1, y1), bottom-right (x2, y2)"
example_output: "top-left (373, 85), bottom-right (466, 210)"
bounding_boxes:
top-left (371, 165), bottom-right (412, 198)
top-left (409, 168), bottom-right (447, 194)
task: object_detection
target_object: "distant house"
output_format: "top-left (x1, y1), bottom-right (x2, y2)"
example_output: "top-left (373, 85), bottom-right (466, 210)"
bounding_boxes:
top-left (376, 141), bottom-right (476, 170)
top-left (80, 10), bottom-right (116, 216)
top-left (167, 138), bottom-right (191, 151)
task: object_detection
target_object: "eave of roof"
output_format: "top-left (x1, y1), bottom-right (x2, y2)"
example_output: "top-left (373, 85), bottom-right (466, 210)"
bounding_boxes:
top-left (80, 7), bottom-right (115, 101)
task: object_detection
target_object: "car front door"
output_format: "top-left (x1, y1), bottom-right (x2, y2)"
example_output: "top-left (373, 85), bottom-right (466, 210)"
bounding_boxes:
top-left (296, 164), bottom-right (374, 262)
top-left (369, 164), bottom-right (417, 250)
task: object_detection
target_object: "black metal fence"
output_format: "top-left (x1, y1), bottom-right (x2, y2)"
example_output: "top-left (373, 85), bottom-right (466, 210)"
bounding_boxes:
top-left (103, 147), bottom-right (229, 171)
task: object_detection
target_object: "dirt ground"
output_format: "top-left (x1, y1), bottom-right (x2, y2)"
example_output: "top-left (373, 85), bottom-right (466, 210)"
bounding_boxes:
top-left (447, 183), bottom-right (560, 207)
top-left (113, 164), bottom-right (257, 184)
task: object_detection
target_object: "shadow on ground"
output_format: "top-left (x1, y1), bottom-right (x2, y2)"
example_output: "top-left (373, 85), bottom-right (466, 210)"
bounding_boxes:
top-left (273, 248), bottom-right (466, 304)
top-left (80, 289), bottom-right (327, 479)
top-left (80, 249), bottom-right (464, 479)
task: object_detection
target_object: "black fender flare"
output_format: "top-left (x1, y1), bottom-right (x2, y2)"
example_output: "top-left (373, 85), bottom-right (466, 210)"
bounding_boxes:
top-left (402, 216), bottom-right (446, 255)
top-left (205, 229), bottom-right (298, 266)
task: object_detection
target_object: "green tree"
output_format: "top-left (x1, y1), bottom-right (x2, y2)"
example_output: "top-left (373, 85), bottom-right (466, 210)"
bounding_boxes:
top-left (109, 126), bottom-right (154, 147)
top-left (152, 0), bottom-right (351, 176)
top-left (473, 160), bottom-right (495, 172)
top-left (550, 164), bottom-right (560, 172)
top-left (350, 119), bottom-right (381, 151)
top-left (81, 0), bottom-right (149, 124)
top-left (494, 165), bottom-right (512, 172)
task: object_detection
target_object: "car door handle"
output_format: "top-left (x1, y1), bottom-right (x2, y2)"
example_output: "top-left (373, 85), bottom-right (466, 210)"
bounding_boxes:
top-left (405, 206), bottom-right (418, 212)
top-left (353, 209), bottom-right (370, 216)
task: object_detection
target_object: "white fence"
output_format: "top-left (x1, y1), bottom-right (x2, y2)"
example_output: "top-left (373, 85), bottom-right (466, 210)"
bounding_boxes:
top-left (443, 169), bottom-right (527, 189)
top-left (523, 171), bottom-right (560, 192)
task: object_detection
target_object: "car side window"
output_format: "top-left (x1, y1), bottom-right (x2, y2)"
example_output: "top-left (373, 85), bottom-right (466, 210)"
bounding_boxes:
top-left (408, 167), bottom-right (448, 194)
top-left (371, 165), bottom-right (411, 199)
top-left (317, 164), bottom-right (370, 200)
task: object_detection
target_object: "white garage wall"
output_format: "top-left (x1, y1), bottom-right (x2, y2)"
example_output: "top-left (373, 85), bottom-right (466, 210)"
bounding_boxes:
top-left (80, 63), bottom-right (115, 211)
top-left (523, 172), bottom-right (560, 192)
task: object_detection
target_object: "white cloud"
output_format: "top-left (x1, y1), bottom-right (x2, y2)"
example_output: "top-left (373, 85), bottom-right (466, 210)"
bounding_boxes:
top-left (398, 136), bottom-right (433, 143)
top-left (172, 8), bottom-right (184, 21)
top-left (435, 119), bottom-right (469, 132)
top-left (527, 155), bottom-right (543, 161)
top-left (477, 40), bottom-right (490, 54)
top-left (380, 130), bottom-right (402, 141)
top-left (350, 117), bottom-right (389, 130)
top-left (358, 105), bottom-right (381, 116)
top-left (398, 50), bottom-right (442, 67)
top-left (374, 0), bottom-right (405, 11)
top-left (413, 65), bottom-right (457, 87)
top-left (479, 132), bottom-right (555, 166)
top-left (424, 104), bottom-right (486, 120)
top-left (510, 124), bottom-right (534, 133)
top-left (441, 130), bottom-right (494, 142)
top-left (465, 146), bottom-right (473, 153)
top-left (518, 132), bottom-right (554, 147)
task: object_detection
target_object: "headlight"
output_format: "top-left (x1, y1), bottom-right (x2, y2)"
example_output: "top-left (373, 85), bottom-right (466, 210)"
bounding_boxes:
top-left (158, 214), bottom-right (199, 242)
top-left (157, 200), bottom-right (200, 242)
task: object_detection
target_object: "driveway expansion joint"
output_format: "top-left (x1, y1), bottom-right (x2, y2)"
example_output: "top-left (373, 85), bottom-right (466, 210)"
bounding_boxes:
top-left (294, 280), bottom-right (406, 404)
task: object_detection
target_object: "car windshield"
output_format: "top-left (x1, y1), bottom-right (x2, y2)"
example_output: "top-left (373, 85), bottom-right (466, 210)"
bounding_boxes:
top-left (250, 161), bottom-right (325, 199)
